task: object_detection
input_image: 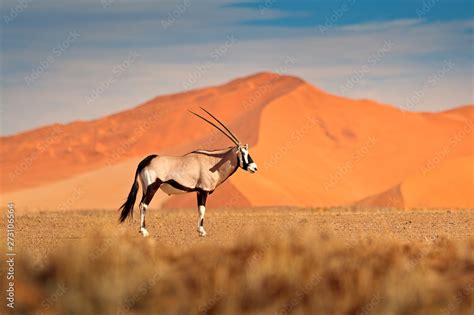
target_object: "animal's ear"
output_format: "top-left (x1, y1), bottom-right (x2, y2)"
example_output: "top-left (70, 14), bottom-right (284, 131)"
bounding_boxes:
top-left (245, 144), bottom-right (248, 149)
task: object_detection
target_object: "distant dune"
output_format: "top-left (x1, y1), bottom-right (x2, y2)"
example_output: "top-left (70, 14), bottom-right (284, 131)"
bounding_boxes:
top-left (1, 72), bottom-right (472, 211)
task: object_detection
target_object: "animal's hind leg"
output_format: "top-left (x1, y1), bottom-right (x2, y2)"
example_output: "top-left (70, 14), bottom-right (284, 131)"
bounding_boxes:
top-left (139, 180), bottom-right (161, 237)
top-left (196, 190), bottom-right (208, 237)
top-left (138, 195), bottom-right (149, 237)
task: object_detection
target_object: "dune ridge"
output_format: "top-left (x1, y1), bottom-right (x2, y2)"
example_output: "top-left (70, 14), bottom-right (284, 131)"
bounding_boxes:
top-left (1, 72), bottom-right (472, 211)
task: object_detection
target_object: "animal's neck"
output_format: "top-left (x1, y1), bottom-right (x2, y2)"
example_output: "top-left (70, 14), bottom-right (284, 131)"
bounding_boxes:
top-left (213, 147), bottom-right (239, 185)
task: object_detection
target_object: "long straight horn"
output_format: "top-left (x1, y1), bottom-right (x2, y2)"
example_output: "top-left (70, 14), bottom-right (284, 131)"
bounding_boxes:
top-left (188, 110), bottom-right (239, 145)
top-left (199, 107), bottom-right (241, 144)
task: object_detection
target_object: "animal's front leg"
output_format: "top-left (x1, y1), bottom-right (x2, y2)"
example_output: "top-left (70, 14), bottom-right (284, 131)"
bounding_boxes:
top-left (196, 190), bottom-right (208, 237)
top-left (197, 205), bottom-right (207, 237)
top-left (139, 203), bottom-right (149, 237)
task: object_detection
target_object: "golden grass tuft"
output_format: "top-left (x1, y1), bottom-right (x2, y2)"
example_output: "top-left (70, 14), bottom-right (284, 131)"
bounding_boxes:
top-left (8, 229), bottom-right (474, 315)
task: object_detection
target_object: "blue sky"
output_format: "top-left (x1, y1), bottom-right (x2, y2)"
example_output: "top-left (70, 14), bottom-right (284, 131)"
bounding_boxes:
top-left (1, 0), bottom-right (473, 135)
top-left (231, 0), bottom-right (473, 26)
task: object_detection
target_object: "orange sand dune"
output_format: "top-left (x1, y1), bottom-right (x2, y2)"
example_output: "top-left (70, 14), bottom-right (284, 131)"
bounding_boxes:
top-left (352, 185), bottom-right (404, 209)
top-left (401, 156), bottom-right (474, 209)
top-left (353, 156), bottom-right (474, 209)
top-left (1, 72), bottom-right (472, 211)
top-left (229, 83), bottom-right (473, 207)
top-left (0, 72), bottom-right (303, 193)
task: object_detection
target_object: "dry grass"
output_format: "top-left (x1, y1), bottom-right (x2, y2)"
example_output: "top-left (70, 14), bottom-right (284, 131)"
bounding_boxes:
top-left (8, 227), bottom-right (474, 315)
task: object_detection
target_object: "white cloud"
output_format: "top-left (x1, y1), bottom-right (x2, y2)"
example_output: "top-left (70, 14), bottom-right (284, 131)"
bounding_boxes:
top-left (1, 17), bottom-right (473, 135)
top-left (338, 19), bottom-right (422, 32)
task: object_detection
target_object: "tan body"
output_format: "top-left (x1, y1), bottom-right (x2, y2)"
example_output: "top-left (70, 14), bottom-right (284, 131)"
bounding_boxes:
top-left (141, 147), bottom-right (240, 194)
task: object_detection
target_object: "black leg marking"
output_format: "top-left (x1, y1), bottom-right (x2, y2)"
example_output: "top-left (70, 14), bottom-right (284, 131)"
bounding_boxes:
top-left (143, 180), bottom-right (161, 205)
top-left (140, 180), bottom-right (161, 229)
top-left (196, 190), bottom-right (209, 235)
top-left (197, 189), bottom-right (208, 207)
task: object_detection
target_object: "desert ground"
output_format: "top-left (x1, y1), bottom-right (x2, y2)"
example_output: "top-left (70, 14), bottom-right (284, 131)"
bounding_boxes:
top-left (10, 207), bottom-right (474, 256)
top-left (1, 207), bottom-right (473, 314)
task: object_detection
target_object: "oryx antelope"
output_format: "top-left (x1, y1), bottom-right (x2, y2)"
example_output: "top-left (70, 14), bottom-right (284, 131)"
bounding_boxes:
top-left (119, 108), bottom-right (257, 237)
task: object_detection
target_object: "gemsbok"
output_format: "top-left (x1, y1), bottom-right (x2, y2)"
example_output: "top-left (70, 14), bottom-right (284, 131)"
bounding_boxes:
top-left (119, 108), bottom-right (258, 237)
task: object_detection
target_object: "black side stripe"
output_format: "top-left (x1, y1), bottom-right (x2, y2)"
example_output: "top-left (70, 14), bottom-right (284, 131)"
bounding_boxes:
top-left (163, 179), bottom-right (199, 193)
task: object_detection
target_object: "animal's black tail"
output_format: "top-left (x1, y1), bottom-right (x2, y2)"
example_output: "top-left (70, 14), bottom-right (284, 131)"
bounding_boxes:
top-left (119, 154), bottom-right (158, 223)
